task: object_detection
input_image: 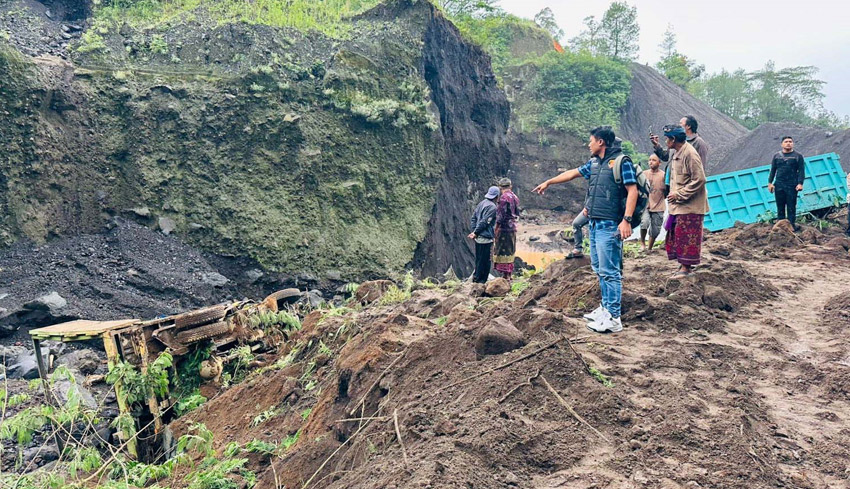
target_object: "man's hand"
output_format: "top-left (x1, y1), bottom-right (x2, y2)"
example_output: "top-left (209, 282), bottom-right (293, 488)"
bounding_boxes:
top-left (650, 135), bottom-right (660, 148)
top-left (666, 193), bottom-right (678, 203)
top-left (795, 184), bottom-right (803, 192)
top-left (582, 208), bottom-right (588, 217)
top-left (532, 181), bottom-right (549, 195)
top-left (618, 220), bottom-right (632, 240)
top-left (768, 183), bottom-right (775, 193)
top-left (467, 232), bottom-right (476, 240)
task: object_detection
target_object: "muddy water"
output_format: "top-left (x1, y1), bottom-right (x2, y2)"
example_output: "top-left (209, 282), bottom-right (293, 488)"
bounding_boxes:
top-left (515, 249), bottom-right (565, 270)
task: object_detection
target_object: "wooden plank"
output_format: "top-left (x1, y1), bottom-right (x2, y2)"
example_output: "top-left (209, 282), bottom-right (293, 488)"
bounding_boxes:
top-left (28, 319), bottom-right (139, 339)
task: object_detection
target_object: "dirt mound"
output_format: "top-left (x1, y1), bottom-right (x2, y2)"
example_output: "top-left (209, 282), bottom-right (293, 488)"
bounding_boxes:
top-left (0, 219), bottom-right (241, 341)
top-left (823, 293), bottom-right (850, 334)
top-left (618, 63), bottom-right (749, 160)
top-left (165, 232), bottom-right (845, 489)
top-left (711, 122), bottom-right (850, 174)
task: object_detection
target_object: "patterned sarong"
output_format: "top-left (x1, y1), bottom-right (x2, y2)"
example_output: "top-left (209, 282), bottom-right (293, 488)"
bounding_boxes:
top-left (666, 214), bottom-right (704, 266)
top-left (493, 231), bottom-right (516, 274)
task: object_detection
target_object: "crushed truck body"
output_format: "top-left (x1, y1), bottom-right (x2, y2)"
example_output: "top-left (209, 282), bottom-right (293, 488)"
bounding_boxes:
top-left (27, 289), bottom-right (301, 461)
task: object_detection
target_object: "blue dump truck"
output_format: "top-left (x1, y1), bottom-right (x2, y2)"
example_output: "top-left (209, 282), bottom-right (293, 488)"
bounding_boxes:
top-left (704, 152), bottom-right (848, 232)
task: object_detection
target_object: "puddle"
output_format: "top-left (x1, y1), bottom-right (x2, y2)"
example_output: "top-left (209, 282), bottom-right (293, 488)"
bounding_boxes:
top-left (515, 249), bottom-right (564, 270)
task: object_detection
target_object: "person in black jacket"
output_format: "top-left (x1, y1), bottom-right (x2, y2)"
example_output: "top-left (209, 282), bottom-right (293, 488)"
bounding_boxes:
top-left (468, 186), bottom-right (500, 283)
top-left (767, 136), bottom-right (806, 231)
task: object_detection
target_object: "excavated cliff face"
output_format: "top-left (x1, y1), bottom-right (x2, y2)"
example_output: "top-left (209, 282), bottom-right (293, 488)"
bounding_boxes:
top-left (0, 0), bottom-right (510, 281)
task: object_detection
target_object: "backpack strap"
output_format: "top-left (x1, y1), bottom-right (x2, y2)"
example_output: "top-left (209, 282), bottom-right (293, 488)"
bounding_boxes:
top-left (612, 154), bottom-right (628, 184)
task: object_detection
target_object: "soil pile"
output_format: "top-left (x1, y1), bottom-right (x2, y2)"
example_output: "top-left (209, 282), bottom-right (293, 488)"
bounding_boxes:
top-left (618, 63), bottom-right (749, 159)
top-left (711, 122), bottom-right (850, 174)
top-left (168, 218), bottom-right (850, 489)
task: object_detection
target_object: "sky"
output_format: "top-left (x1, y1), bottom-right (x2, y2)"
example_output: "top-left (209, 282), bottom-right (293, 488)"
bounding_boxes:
top-left (498, 0), bottom-right (850, 118)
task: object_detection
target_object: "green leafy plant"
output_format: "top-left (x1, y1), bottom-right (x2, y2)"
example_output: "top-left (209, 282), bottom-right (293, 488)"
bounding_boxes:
top-left (251, 407), bottom-right (280, 427)
top-left (177, 422), bottom-right (215, 457)
top-left (175, 390), bottom-right (208, 416)
top-left (588, 366), bottom-right (614, 388)
top-left (148, 34), bottom-right (168, 54)
top-left (106, 352), bottom-right (173, 405)
top-left (244, 438), bottom-right (278, 456)
top-left (300, 407), bottom-right (312, 420)
top-left (378, 285), bottom-right (411, 306)
top-left (281, 430), bottom-right (300, 451)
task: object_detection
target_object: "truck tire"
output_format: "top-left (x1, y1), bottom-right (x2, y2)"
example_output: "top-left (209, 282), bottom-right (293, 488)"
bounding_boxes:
top-left (174, 305), bottom-right (227, 329)
top-left (175, 321), bottom-right (232, 344)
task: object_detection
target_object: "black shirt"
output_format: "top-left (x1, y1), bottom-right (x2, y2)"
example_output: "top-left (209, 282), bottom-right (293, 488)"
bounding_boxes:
top-left (768, 151), bottom-right (806, 188)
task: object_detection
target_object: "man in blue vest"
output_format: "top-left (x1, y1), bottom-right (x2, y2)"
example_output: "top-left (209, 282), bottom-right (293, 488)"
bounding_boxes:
top-left (532, 126), bottom-right (639, 334)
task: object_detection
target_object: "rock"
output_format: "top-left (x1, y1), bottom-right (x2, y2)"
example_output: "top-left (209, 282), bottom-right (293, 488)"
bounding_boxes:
top-left (158, 217), bottom-right (176, 235)
top-left (244, 268), bottom-right (264, 283)
top-left (24, 291), bottom-right (67, 312)
top-left (629, 439), bottom-right (642, 450)
top-left (67, 24), bottom-right (83, 31)
top-left (7, 355), bottom-right (40, 380)
top-left (300, 290), bottom-right (325, 308)
top-left (474, 317), bottom-right (525, 356)
top-left (55, 349), bottom-right (102, 375)
top-left (23, 445), bottom-right (60, 468)
top-left (767, 220), bottom-right (799, 247)
top-left (52, 374), bottom-right (98, 409)
top-left (61, 24), bottom-right (70, 33)
top-left (296, 272), bottom-right (318, 284)
top-left (0, 345), bottom-right (27, 365)
top-left (469, 283), bottom-right (486, 297)
top-left (130, 207), bottom-right (151, 218)
top-left (283, 112), bottom-right (301, 123)
top-left (702, 286), bottom-right (735, 312)
top-left (201, 272), bottom-right (229, 288)
top-left (529, 235), bottom-right (540, 242)
top-left (45, 9), bottom-right (53, 19)
top-left (325, 270), bottom-right (342, 281)
top-left (710, 245), bottom-right (732, 257)
top-left (484, 278), bottom-right (511, 297)
top-left (188, 222), bottom-right (204, 230)
top-left (354, 280), bottom-right (394, 303)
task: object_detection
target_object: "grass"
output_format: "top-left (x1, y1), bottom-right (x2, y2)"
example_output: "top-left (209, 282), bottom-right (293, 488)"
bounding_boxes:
top-left (93, 0), bottom-right (384, 38)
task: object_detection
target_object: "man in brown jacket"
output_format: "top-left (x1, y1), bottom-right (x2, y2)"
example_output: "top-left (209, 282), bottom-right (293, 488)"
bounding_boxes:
top-left (663, 125), bottom-right (709, 277)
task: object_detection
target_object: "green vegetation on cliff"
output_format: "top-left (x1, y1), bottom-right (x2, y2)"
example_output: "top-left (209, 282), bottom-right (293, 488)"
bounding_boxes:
top-left (93, 0), bottom-right (383, 37)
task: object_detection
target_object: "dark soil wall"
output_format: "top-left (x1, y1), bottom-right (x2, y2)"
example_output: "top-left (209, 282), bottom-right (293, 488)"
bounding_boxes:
top-left (412, 8), bottom-right (511, 278)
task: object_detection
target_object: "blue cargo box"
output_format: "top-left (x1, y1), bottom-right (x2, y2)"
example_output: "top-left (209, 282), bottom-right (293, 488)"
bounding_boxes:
top-left (704, 152), bottom-right (847, 232)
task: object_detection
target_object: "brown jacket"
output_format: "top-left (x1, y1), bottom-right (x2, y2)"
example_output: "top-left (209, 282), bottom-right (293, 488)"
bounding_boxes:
top-left (668, 142), bottom-right (709, 215)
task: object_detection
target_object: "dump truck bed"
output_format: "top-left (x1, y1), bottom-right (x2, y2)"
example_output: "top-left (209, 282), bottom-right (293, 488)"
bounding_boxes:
top-left (28, 319), bottom-right (141, 341)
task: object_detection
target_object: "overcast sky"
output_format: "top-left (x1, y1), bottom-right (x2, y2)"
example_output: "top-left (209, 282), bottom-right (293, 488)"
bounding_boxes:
top-left (498, 0), bottom-right (850, 118)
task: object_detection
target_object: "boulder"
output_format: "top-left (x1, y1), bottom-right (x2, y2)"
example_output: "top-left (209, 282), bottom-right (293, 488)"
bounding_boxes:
top-left (201, 272), bottom-right (229, 288)
top-left (0, 345), bottom-right (27, 365)
top-left (7, 355), bottom-right (41, 380)
top-left (158, 217), bottom-right (176, 235)
top-left (702, 286), bottom-right (735, 312)
top-left (244, 268), bottom-right (264, 283)
top-left (475, 317), bottom-right (525, 356)
top-left (24, 291), bottom-right (67, 312)
top-left (484, 278), bottom-right (511, 297)
top-left (55, 349), bottom-right (102, 375)
top-left (354, 280), bottom-right (394, 303)
top-left (22, 445), bottom-right (60, 468)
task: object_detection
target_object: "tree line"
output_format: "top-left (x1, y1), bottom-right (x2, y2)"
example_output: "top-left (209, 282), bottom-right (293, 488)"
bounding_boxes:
top-left (438, 0), bottom-right (847, 131)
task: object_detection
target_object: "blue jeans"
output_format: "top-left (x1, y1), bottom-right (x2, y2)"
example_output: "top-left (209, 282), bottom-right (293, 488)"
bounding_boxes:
top-left (589, 219), bottom-right (623, 318)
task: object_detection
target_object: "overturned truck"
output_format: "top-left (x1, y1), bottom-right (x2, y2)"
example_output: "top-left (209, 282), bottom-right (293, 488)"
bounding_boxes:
top-left (27, 289), bottom-right (301, 461)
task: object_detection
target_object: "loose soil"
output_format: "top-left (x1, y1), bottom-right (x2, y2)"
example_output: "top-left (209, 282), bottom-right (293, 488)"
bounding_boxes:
top-left (168, 218), bottom-right (850, 489)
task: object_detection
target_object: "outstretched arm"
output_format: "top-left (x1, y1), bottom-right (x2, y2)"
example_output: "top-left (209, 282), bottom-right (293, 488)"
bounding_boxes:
top-left (532, 168), bottom-right (582, 195)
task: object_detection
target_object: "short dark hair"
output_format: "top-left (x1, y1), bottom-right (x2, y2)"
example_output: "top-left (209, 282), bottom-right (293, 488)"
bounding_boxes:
top-left (590, 126), bottom-right (615, 147)
top-left (781, 136), bottom-right (793, 142)
top-left (683, 115), bottom-right (698, 133)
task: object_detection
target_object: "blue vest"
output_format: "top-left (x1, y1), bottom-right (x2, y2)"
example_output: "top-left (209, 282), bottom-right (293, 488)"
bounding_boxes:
top-left (587, 150), bottom-right (626, 222)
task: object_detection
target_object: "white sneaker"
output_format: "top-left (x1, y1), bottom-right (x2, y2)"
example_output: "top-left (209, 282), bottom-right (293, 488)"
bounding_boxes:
top-left (587, 315), bottom-right (623, 334)
top-left (583, 305), bottom-right (608, 322)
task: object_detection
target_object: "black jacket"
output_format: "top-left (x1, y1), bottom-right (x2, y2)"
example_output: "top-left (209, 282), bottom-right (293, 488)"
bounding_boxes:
top-left (768, 151), bottom-right (806, 188)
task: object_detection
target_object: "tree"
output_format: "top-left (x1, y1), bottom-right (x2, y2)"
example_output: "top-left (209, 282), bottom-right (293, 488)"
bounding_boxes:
top-left (656, 53), bottom-right (704, 88)
top-left (534, 7), bottom-right (564, 41)
top-left (689, 62), bottom-right (846, 129)
top-left (658, 24), bottom-right (676, 59)
top-left (569, 16), bottom-right (606, 56)
top-left (438, 0), bottom-right (499, 18)
top-left (600, 1), bottom-right (640, 60)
